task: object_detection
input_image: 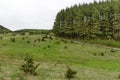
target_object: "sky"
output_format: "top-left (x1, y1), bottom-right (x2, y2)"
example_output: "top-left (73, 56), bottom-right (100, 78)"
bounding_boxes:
top-left (0, 0), bottom-right (101, 31)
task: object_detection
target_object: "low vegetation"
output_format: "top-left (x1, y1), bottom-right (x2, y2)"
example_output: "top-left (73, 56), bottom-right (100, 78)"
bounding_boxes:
top-left (20, 53), bottom-right (40, 75)
top-left (0, 33), bottom-right (120, 80)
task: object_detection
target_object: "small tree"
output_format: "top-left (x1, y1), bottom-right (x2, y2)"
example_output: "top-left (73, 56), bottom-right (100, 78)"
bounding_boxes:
top-left (26, 41), bottom-right (30, 43)
top-left (0, 36), bottom-right (2, 40)
top-left (10, 38), bottom-right (16, 42)
top-left (100, 52), bottom-right (105, 56)
top-left (20, 53), bottom-right (39, 75)
top-left (65, 67), bottom-right (77, 79)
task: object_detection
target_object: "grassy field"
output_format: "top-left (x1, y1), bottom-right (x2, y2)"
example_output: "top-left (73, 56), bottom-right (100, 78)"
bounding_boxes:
top-left (0, 33), bottom-right (120, 80)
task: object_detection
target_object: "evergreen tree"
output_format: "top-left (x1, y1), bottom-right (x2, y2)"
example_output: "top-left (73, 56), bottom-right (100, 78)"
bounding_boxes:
top-left (53, 0), bottom-right (120, 40)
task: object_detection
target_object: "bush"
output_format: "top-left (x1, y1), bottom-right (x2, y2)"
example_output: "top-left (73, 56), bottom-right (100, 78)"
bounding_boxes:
top-left (2, 44), bottom-right (6, 46)
top-left (48, 45), bottom-right (51, 48)
top-left (12, 33), bottom-right (16, 36)
top-left (93, 53), bottom-right (97, 56)
top-left (65, 67), bottom-right (77, 79)
top-left (118, 74), bottom-right (120, 78)
top-left (27, 41), bottom-right (30, 43)
top-left (10, 38), bottom-right (16, 42)
top-left (55, 41), bottom-right (60, 44)
top-left (64, 46), bottom-right (67, 49)
top-left (49, 36), bottom-right (53, 40)
top-left (110, 48), bottom-right (115, 52)
top-left (41, 37), bottom-right (46, 42)
top-left (100, 52), bottom-right (105, 56)
top-left (0, 36), bottom-right (2, 40)
top-left (20, 53), bottom-right (40, 75)
top-left (22, 37), bottom-right (25, 40)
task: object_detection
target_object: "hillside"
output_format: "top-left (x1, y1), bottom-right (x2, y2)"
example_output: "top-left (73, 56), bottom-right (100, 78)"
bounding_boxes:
top-left (0, 25), bottom-right (12, 33)
top-left (0, 34), bottom-right (120, 80)
top-left (14, 29), bottom-right (51, 34)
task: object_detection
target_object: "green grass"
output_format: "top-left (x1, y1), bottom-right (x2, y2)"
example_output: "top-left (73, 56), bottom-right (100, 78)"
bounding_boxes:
top-left (82, 39), bottom-right (120, 48)
top-left (0, 33), bottom-right (120, 80)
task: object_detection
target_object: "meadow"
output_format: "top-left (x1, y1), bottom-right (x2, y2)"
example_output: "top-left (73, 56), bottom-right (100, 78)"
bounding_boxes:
top-left (0, 33), bottom-right (120, 80)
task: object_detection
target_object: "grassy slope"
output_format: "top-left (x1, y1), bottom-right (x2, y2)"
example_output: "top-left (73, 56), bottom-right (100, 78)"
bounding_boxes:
top-left (82, 39), bottom-right (120, 48)
top-left (0, 34), bottom-right (120, 80)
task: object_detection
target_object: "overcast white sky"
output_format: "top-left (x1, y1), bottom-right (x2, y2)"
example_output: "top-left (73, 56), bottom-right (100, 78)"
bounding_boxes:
top-left (0, 0), bottom-right (101, 31)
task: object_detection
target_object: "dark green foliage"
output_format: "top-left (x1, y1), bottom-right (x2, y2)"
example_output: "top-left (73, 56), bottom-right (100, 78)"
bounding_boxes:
top-left (49, 36), bottom-right (53, 40)
top-left (118, 74), bottom-right (120, 79)
top-left (110, 48), bottom-right (115, 52)
top-left (20, 32), bottom-right (25, 36)
top-left (0, 25), bottom-right (12, 33)
top-left (55, 41), bottom-right (60, 44)
top-left (64, 40), bottom-right (67, 43)
top-left (65, 67), bottom-right (77, 79)
top-left (41, 37), bottom-right (46, 42)
top-left (27, 41), bottom-right (30, 43)
top-left (114, 33), bottom-right (120, 41)
top-left (0, 36), bottom-right (2, 40)
top-left (20, 53), bottom-right (40, 75)
top-left (100, 52), bottom-right (105, 56)
top-left (53, 0), bottom-right (120, 40)
top-left (12, 33), bottom-right (16, 36)
top-left (43, 47), bottom-right (46, 49)
top-left (10, 38), bottom-right (16, 42)
top-left (22, 37), bottom-right (25, 40)
top-left (2, 44), bottom-right (6, 46)
top-left (64, 46), bottom-right (67, 49)
top-left (33, 44), bottom-right (36, 46)
top-left (93, 53), bottom-right (97, 56)
top-left (15, 29), bottom-right (51, 35)
top-left (48, 45), bottom-right (51, 48)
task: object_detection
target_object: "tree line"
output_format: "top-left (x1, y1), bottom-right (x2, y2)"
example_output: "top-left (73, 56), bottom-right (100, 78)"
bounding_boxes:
top-left (53, 0), bottom-right (120, 40)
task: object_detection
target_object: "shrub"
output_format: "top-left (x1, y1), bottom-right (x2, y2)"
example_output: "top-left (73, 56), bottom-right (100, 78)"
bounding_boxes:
top-left (49, 36), bottom-right (53, 40)
top-left (12, 33), bottom-right (16, 36)
top-left (64, 46), bottom-right (67, 49)
top-left (55, 41), bottom-right (60, 44)
top-left (63, 40), bottom-right (67, 43)
top-left (118, 74), bottom-right (120, 78)
top-left (2, 44), bottom-right (6, 46)
top-left (100, 52), bottom-right (105, 56)
top-left (22, 37), bottom-right (25, 40)
top-left (10, 38), bottom-right (16, 42)
top-left (33, 44), bottom-right (36, 46)
top-left (43, 47), bottom-right (46, 49)
top-left (41, 37), bottom-right (46, 42)
top-left (93, 53), bottom-right (97, 56)
top-left (27, 41), bottom-right (30, 43)
top-left (48, 45), bottom-right (51, 48)
top-left (0, 36), bottom-right (2, 40)
top-left (65, 67), bottom-right (77, 79)
top-left (20, 53), bottom-right (40, 75)
top-left (110, 48), bottom-right (115, 52)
